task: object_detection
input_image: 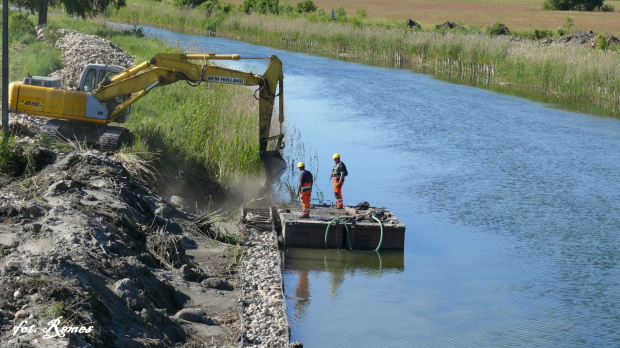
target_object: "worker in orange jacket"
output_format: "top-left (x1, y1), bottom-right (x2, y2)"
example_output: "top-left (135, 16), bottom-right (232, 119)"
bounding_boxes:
top-left (296, 161), bottom-right (313, 218)
top-left (331, 153), bottom-right (347, 209)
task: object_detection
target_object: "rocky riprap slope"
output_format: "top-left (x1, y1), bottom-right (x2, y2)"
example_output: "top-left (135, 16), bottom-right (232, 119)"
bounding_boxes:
top-left (238, 226), bottom-right (290, 347)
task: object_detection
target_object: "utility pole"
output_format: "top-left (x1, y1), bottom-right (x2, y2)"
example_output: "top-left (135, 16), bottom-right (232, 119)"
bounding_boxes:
top-left (2, 0), bottom-right (9, 142)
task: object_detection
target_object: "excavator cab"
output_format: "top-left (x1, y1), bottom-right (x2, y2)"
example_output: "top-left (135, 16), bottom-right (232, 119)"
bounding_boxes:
top-left (78, 64), bottom-right (131, 121)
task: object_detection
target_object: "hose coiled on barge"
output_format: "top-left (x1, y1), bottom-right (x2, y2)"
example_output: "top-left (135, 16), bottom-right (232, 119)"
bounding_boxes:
top-left (325, 216), bottom-right (384, 252)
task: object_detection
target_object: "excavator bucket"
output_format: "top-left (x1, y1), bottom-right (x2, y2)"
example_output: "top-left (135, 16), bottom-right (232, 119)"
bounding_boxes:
top-left (260, 151), bottom-right (287, 188)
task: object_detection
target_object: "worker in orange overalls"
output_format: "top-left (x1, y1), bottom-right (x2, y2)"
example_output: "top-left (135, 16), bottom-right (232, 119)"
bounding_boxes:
top-left (331, 153), bottom-right (348, 209)
top-left (296, 161), bottom-right (313, 218)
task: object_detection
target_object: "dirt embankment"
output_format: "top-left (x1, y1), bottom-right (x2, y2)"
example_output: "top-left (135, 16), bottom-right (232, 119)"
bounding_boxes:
top-left (1, 150), bottom-right (242, 347)
top-left (0, 30), bottom-right (244, 347)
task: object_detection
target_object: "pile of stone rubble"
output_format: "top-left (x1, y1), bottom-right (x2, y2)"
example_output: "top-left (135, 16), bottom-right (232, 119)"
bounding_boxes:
top-left (239, 227), bottom-right (291, 347)
top-left (49, 29), bottom-right (136, 83)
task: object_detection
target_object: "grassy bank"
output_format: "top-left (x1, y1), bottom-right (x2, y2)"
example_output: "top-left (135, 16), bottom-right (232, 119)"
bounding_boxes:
top-left (3, 15), bottom-right (265, 204)
top-left (222, 14), bottom-right (620, 115)
top-left (55, 16), bottom-right (265, 200)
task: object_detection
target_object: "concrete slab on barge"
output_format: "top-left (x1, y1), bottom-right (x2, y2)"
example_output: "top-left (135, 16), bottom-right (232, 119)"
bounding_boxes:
top-left (275, 204), bottom-right (406, 249)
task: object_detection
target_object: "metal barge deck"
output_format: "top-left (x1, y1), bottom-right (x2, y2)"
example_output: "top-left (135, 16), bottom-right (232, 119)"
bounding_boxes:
top-left (272, 203), bottom-right (406, 250)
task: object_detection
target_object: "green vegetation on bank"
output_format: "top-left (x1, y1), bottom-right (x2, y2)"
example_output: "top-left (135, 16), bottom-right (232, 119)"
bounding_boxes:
top-left (51, 16), bottom-right (264, 199)
top-left (97, 0), bottom-right (620, 116)
top-left (0, 136), bottom-right (29, 176)
top-left (0, 13), bottom-right (63, 95)
top-left (12, 0), bottom-right (127, 26)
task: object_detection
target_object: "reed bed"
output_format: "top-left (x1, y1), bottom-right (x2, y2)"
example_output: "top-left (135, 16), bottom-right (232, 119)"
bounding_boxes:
top-left (104, 0), bottom-right (620, 115)
top-left (218, 14), bottom-right (620, 116)
top-left (104, 0), bottom-right (222, 32)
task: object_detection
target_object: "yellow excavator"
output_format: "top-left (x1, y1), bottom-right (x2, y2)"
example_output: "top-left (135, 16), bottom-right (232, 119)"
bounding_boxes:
top-left (8, 53), bottom-right (287, 187)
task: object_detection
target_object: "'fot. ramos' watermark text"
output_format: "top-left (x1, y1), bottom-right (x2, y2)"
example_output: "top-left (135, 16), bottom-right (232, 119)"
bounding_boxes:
top-left (12, 317), bottom-right (94, 339)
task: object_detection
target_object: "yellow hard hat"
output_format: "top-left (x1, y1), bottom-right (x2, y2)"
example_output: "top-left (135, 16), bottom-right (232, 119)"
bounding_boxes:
top-left (333, 153), bottom-right (340, 159)
top-left (297, 161), bottom-right (305, 168)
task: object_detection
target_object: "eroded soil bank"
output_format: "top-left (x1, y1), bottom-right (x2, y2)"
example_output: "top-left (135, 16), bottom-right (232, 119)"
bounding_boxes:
top-left (1, 29), bottom-right (292, 347)
top-left (0, 149), bottom-right (242, 347)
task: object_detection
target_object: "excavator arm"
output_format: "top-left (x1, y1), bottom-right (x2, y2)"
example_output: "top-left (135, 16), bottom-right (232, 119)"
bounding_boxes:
top-left (94, 53), bottom-right (286, 187)
top-left (95, 53), bottom-right (285, 153)
top-left (8, 53), bottom-right (287, 187)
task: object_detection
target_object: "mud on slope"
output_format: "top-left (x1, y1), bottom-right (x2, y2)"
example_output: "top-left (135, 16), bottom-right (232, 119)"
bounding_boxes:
top-left (0, 150), bottom-right (242, 347)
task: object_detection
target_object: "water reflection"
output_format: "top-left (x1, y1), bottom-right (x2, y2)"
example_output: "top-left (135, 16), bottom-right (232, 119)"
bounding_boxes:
top-left (283, 248), bottom-right (404, 322)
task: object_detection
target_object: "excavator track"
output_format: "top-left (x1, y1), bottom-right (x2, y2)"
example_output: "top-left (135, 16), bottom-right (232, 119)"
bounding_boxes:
top-left (99, 126), bottom-right (129, 152)
top-left (41, 119), bottom-right (128, 152)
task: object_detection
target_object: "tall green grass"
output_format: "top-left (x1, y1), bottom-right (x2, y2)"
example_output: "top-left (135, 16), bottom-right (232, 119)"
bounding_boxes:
top-left (103, 0), bottom-right (226, 32)
top-left (0, 135), bottom-right (28, 176)
top-left (44, 17), bottom-right (265, 201)
top-left (216, 14), bottom-right (620, 117)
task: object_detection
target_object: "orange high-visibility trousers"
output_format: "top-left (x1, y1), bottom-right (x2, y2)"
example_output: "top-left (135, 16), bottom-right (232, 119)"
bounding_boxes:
top-left (300, 190), bottom-right (311, 217)
top-left (333, 177), bottom-right (344, 208)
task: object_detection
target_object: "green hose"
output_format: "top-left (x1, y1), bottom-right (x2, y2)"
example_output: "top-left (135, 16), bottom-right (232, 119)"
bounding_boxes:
top-left (325, 218), bottom-right (352, 250)
top-left (325, 216), bottom-right (384, 252)
top-left (371, 215), bottom-right (384, 252)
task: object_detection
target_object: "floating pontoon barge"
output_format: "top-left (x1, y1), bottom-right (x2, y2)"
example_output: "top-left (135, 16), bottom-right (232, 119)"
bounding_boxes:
top-left (244, 204), bottom-right (406, 250)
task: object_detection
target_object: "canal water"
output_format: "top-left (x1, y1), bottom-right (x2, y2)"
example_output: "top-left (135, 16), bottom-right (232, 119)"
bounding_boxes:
top-left (124, 25), bottom-right (620, 347)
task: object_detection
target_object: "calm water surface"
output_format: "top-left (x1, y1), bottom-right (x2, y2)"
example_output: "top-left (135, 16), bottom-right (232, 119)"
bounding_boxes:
top-left (125, 25), bottom-right (620, 347)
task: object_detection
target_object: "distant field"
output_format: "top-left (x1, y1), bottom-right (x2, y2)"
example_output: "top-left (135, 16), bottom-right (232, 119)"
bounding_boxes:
top-left (228, 0), bottom-right (620, 34)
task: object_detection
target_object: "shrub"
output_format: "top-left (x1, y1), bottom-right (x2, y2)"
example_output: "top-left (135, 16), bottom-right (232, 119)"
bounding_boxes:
top-left (354, 8), bottom-right (367, 20)
top-left (307, 8), bottom-right (330, 22)
top-left (488, 22), bottom-right (510, 36)
top-left (9, 13), bottom-right (36, 44)
top-left (197, 0), bottom-right (220, 15)
top-left (600, 3), bottom-right (614, 11)
top-left (597, 34), bottom-right (608, 50)
top-left (543, 0), bottom-right (604, 11)
top-left (173, 0), bottom-right (205, 8)
top-left (335, 5), bottom-right (347, 21)
top-left (242, 0), bottom-right (280, 14)
top-left (295, 0), bottom-right (317, 13)
top-left (43, 23), bottom-right (63, 46)
top-left (220, 3), bottom-right (234, 13)
top-left (279, 2), bottom-right (295, 14)
top-left (533, 28), bottom-right (553, 39)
